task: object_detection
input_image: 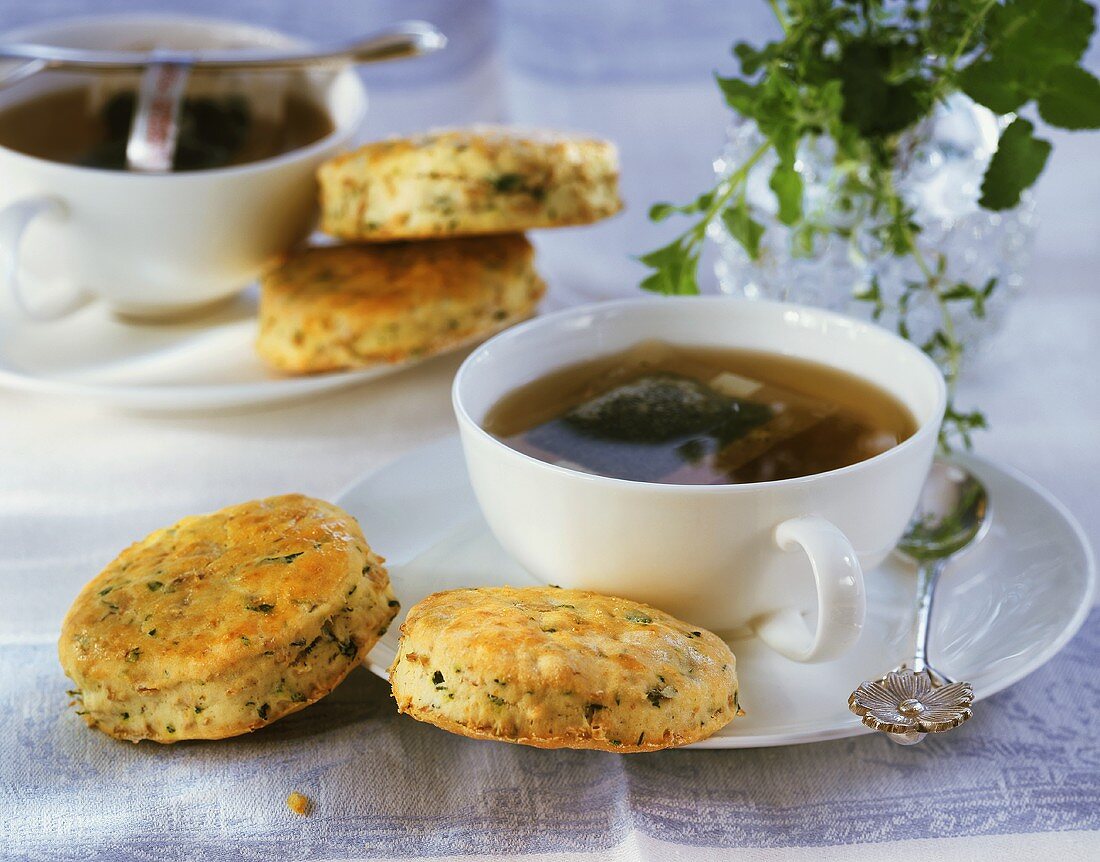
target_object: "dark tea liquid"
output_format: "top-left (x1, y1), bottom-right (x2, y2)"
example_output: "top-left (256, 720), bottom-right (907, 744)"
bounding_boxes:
top-left (483, 341), bottom-right (918, 485)
top-left (0, 86), bottom-right (333, 171)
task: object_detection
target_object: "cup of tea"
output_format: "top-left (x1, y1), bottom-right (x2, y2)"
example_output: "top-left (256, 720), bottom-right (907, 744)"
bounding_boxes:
top-left (0, 14), bottom-right (367, 320)
top-left (452, 297), bottom-right (946, 663)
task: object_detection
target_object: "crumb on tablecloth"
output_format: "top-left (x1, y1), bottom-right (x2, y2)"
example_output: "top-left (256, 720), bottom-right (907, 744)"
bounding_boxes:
top-left (287, 791), bottom-right (312, 816)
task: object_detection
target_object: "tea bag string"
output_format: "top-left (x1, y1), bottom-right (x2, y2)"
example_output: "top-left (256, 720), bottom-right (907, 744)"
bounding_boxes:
top-left (125, 57), bottom-right (191, 172)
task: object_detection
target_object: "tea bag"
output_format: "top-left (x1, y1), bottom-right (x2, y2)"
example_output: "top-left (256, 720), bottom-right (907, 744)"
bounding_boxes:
top-left (520, 373), bottom-right (776, 483)
top-left (711, 373), bottom-right (836, 475)
top-left (82, 40), bottom-right (297, 171)
top-left (541, 368), bottom-right (836, 482)
top-left (564, 374), bottom-right (730, 443)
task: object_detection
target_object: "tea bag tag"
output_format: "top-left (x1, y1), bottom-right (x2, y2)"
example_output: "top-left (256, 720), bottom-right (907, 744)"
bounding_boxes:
top-left (125, 59), bottom-right (191, 172)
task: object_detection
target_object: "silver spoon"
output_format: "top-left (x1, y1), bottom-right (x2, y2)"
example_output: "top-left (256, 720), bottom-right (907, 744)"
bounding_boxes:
top-left (0, 21), bottom-right (446, 76)
top-left (114, 21), bottom-right (440, 172)
top-left (0, 58), bottom-right (47, 89)
top-left (848, 460), bottom-right (990, 745)
top-left (125, 59), bottom-right (191, 172)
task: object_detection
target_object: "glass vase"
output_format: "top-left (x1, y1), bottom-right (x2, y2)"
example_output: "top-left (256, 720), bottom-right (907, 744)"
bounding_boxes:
top-left (710, 94), bottom-right (1035, 365)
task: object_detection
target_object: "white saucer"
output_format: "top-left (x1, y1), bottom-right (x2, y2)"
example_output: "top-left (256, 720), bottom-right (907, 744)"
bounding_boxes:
top-left (340, 436), bottom-right (1095, 748)
top-left (0, 289), bottom-right (476, 411)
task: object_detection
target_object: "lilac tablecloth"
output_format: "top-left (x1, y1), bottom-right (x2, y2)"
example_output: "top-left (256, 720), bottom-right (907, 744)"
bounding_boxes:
top-left (1, 2), bottom-right (1098, 859)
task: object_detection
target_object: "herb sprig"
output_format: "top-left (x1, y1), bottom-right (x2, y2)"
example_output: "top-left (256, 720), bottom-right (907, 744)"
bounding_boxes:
top-left (641, 0), bottom-right (1100, 449)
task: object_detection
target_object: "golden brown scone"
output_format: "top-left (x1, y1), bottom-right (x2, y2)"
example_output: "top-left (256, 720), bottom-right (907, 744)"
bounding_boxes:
top-left (58, 495), bottom-right (398, 743)
top-left (256, 234), bottom-right (545, 374)
top-left (318, 127), bottom-right (623, 241)
top-left (389, 586), bottom-right (739, 752)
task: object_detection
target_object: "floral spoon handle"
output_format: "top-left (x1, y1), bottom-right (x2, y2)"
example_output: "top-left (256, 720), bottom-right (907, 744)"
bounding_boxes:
top-left (848, 559), bottom-right (974, 745)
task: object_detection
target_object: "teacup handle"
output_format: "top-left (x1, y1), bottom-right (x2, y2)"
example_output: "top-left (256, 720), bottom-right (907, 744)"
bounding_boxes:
top-left (755, 515), bottom-right (866, 663)
top-left (0, 195), bottom-right (90, 321)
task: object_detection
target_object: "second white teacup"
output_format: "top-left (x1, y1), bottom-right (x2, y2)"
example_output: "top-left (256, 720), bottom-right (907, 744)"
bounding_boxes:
top-left (453, 297), bottom-right (946, 663)
top-left (0, 14), bottom-right (367, 320)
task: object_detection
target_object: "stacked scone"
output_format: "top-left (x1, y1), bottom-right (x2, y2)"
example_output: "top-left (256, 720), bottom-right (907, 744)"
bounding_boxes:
top-left (256, 128), bottom-right (623, 374)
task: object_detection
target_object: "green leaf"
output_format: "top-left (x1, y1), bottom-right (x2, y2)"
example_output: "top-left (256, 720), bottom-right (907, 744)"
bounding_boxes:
top-left (940, 402), bottom-right (989, 451)
top-left (852, 282), bottom-right (880, 303)
top-left (733, 41), bottom-right (769, 76)
top-left (766, 119), bottom-right (800, 169)
top-left (924, 0), bottom-right (1002, 58)
top-left (940, 283), bottom-right (976, 301)
top-left (672, 252), bottom-right (702, 296)
top-left (837, 39), bottom-right (931, 137)
top-left (637, 239), bottom-right (684, 270)
top-left (693, 191), bottom-right (716, 210)
top-left (638, 239), bottom-right (700, 295)
top-left (715, 76), bottom-right (759, 115)
top-left (1038, 65), bottom-right (1100, 129)
top-left (769, 162), bottom-right (803, 226)
top-left (639, 271), bottom-right (666, 294)
top-left (721, 198), bottom-right (765, 261)
top-left (986, 0), bottom-right (1095, 75)
top-left (853, 276), bottom-right (885, 320)
top-left (958, 59), bottom-right (1028, 114)
top-left (648, 203), bottom-right (675, 222)
top-left (980, 118), bottom-right (1052, 210)
top-left (970, 278), bottom-right (997, 319)
top-left (647, 191), bottom-right (716, 223)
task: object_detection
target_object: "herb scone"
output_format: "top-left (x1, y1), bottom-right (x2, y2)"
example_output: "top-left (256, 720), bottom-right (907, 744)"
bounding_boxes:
top-left (390, 586), bottom-right (739, 752)
top-left (318, 127), bottom-right (623, 241)
top-left (58, 494), bottom-right (398, 743)
top-left (256, 234), bottom-right (545, 374)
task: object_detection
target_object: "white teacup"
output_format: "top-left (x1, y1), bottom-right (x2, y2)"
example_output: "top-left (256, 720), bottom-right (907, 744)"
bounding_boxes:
top-left (0, 15), bottom-right (367, 320)
top-left (453, 297), bottom-right (946, 663)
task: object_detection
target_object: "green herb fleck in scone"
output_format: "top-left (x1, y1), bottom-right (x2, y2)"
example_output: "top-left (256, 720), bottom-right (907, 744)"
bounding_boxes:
top-left (318, 127), bottom-right (623, 241)
top-left (256, 234), bottom-right (545, 374)
top-left (58, 495), bottom-right (398, 743)
top-left (389, 586), bottom-right (739, 752)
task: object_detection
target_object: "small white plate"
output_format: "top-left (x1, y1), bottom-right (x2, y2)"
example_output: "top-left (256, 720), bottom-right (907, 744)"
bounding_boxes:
top-left (0, 289), bottom-right (476, 411)
top-left (342, 435), bottom-right (1096, 749)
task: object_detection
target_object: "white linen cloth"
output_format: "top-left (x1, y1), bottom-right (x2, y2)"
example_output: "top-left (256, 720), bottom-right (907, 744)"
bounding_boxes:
top-left (1, 2), bottom-right (1098, 860)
